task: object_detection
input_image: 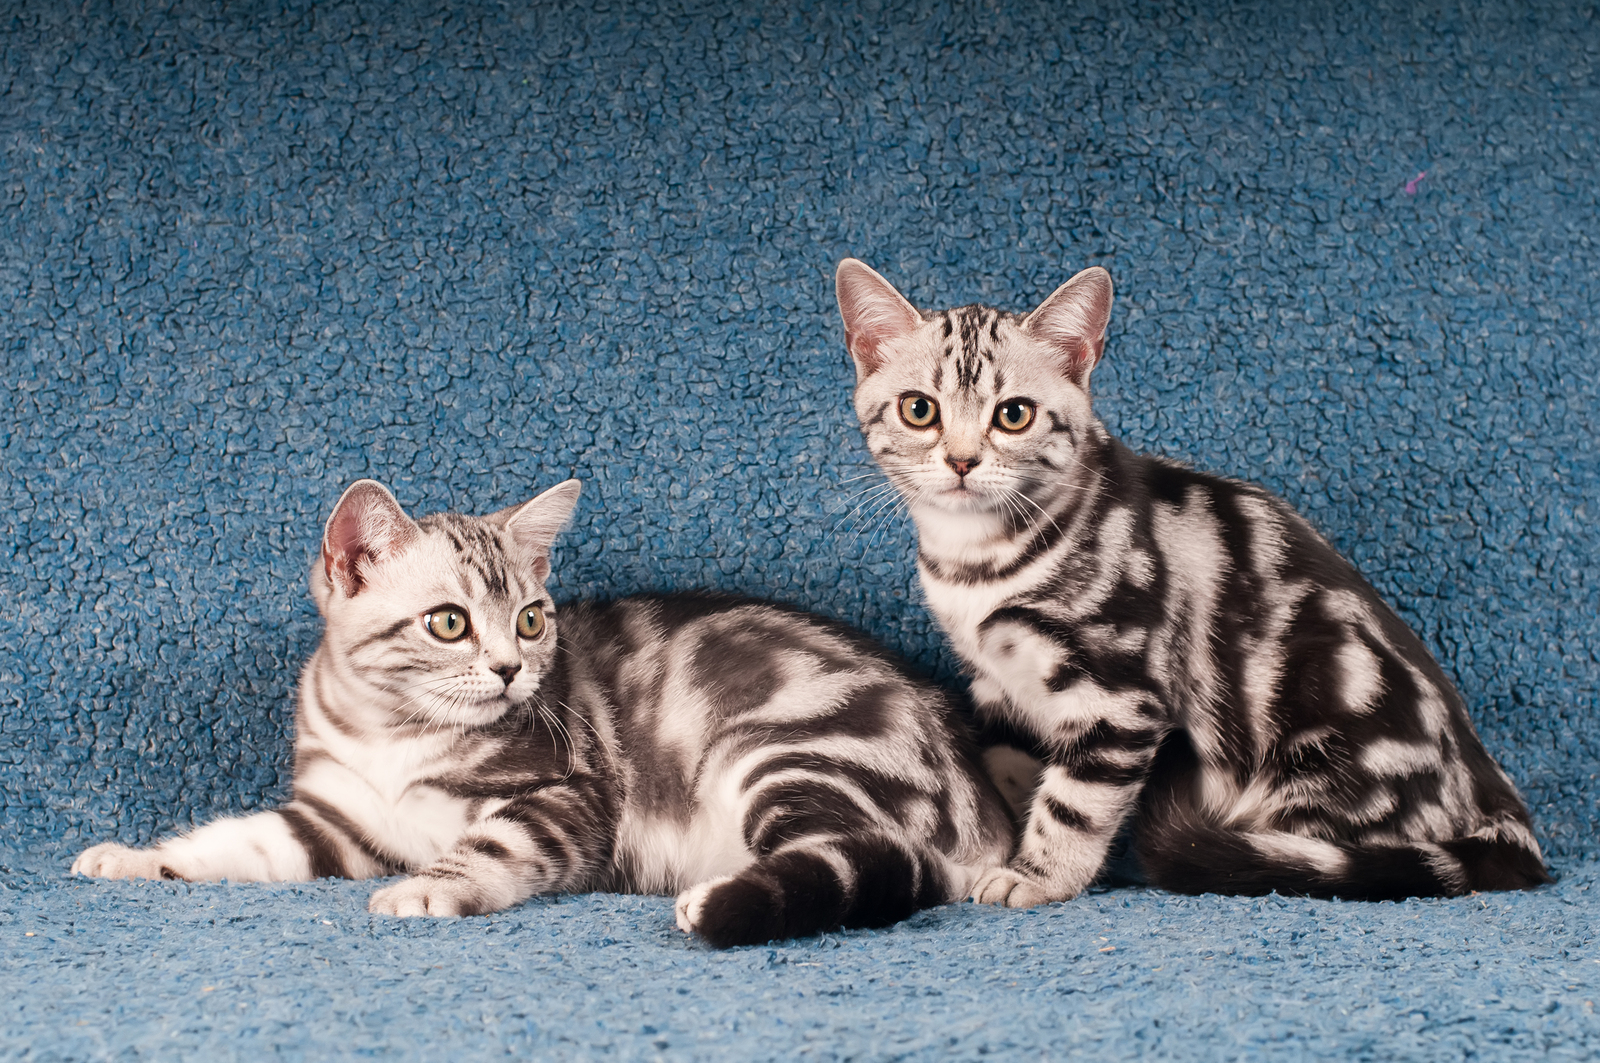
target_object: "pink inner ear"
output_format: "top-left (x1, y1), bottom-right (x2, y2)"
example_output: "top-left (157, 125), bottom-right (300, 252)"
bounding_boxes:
top-left (1025, 268), bottom-right (1113, 385)
top-left (322, 483), bottom-right (414, 596)
top-left (842, 303), bottom-right (919, 375)
top-left (323, 503), bottom-right (372, 595)
top-left (1048, 333), bottom-right (1104, 383)
top-left (844, 321), bottom-right (887, 371)
top-left (837, 263), bottom-right (921, 375)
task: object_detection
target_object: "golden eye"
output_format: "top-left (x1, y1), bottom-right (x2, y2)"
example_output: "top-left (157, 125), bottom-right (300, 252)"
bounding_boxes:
top-left (517, 604), bottom-right (545, 640)
top-left (993, 400), bottom-right (1036, 433)
top-left (899, 394), bottom-right (940, 428)
top-left (424, 606), bottom-right (471, 642)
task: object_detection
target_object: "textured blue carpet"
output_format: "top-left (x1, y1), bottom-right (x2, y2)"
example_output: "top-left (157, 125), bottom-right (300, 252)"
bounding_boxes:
top-left (5, 842), bottom-right (1599, 1060)
top-left (2, 0), bottom-right (1597, 1058)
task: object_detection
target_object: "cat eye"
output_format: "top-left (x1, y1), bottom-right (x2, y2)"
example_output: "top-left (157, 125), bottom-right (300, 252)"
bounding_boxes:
top-left (993, 399), bottom-right (1036, 433)
top-left (516, 604), bottom-right (546, 640)
top-left (899, 394), bottom-right (940, 429)
top-left (424, 606), bottom-right (471, 642)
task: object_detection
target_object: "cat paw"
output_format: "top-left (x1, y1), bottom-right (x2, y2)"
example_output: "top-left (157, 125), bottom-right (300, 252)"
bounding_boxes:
top-left (970, 866), bottom-right (1062, 908)
top-left (368, 875), bottom-right (483, 917)
top-left (674, 875), bottom-right (735, 936)
top-left (71, 843), bottom-right (177, 881)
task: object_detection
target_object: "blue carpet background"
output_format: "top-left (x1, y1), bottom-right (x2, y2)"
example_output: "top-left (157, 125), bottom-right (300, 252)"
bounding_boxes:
top-left (2, 0), bottom-right (1597, 1058)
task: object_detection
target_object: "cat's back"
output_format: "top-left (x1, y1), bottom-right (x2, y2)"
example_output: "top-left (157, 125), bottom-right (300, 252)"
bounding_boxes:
top-left (556, 592), bottom-right (974, 743)
top-left (1120, 447), bottom-right (1435, 644)
top-left (1102, 442), bottom-right (1388, 608)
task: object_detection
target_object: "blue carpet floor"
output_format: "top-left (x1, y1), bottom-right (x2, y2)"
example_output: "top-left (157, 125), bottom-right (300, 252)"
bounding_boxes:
top-left (5, 841), bottom-right (1599, 1061)
top-left (2, 0), bottom-right (1597, 1058)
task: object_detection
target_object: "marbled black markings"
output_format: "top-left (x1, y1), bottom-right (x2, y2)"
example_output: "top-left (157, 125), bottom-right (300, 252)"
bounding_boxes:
top-left (838, 259), bottom-right (1549, 906)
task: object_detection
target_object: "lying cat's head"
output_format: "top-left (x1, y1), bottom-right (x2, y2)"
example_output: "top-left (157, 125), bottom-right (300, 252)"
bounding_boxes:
top-left (835, 259), bottom-right (1113, 518)
top-left (310, 478), bottom-right (582, 728)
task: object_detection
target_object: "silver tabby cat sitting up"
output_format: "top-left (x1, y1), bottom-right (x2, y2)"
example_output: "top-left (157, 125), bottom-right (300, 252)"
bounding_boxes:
top-left (75, 478), bottom-right (1014, 946)
top-left (835, 258), bottom-right (1548, 906)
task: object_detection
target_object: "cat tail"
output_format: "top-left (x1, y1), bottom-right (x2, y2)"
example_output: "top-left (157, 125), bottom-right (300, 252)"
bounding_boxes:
top-left (1136, 814), bottom-right (1552, 901)
top-left (675, 835), bottom-right (962, 948)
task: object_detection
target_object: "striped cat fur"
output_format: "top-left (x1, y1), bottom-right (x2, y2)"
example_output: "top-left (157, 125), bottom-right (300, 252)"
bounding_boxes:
top-left (74, 479), bottom-right (1014, 946)
top-left (835, 258), bottom-right (1549, 906)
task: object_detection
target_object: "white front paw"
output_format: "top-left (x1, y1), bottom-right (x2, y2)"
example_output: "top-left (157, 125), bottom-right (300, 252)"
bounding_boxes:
top-left (368, 875), bottom-right (480, 918)
top-left (971, 866), bottom-right (1065, 908)
top-left (674, 875), bottom-right (734, 935)
top-left (71, 843), bottom-right (175, 881)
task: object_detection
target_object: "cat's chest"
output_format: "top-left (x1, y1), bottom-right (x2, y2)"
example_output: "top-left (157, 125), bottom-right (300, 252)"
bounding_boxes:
top-left (918, 554), bottom-right (1099, 727)
top-left (300, 731), bottom-right (481, 865)
top-left (917, 560), bottom-right (1030, 665)
top-left (921, 578), bottom-right (999, 657)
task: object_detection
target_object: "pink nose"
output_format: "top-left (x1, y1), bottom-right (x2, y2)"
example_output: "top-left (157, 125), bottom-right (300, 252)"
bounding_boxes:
top-left (946, 456), bottom-right (979, 477)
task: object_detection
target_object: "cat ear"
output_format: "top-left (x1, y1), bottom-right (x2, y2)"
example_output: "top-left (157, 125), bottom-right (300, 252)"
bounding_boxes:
top-left (835, 258), bottom-right (923, 379)
top-left (1022, 266), bottom-right (1114, 386)
top-left (502, 479), bottom-right (582, 582)
top-left (321, 480), bottom-right (419, 597)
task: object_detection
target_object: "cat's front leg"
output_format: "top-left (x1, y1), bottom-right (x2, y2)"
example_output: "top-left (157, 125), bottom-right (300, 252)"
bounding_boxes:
top-left (972, 713), bottom-right (1164, 907)
top-left (369, 779), bottom-right (611, 918)
top-left (72, 811), bottom-right (319, 883)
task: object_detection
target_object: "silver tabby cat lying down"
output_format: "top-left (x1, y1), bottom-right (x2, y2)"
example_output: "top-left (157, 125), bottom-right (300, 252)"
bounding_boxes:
top-left (836, 258), bottom-right (1548, 906)
top-left (74, 479), bottom-right (1014, 947)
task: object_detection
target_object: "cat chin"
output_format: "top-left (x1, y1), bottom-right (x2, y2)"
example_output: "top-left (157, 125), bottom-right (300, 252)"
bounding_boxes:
top-left (420, 696), bottom-right (521, 730)
top-left (917, 486), bottom-right (1012, 517)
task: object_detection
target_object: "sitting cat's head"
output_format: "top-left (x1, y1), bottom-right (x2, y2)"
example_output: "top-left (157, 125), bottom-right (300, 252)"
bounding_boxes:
top-left (835, 259), bottom-right (1113, 517)
top-left (311, 478), bottom-right (582, 728)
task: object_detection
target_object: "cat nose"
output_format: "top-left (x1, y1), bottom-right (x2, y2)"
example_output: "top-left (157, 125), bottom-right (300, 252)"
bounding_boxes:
top-left (946, 455), bottom-right (981, 477)
top-left (491, 662), bottom-right (522, 685)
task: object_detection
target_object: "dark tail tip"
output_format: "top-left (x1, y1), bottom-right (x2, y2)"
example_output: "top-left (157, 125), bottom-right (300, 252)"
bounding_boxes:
top-left (1440, 835), bottom-right (1553, 891)
top-left (688, 839), bottom-right (946, 948)
top-left (690, 872), bottom-right (792, 949)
